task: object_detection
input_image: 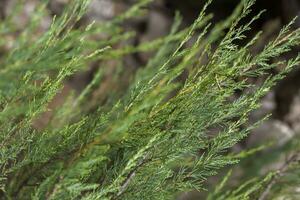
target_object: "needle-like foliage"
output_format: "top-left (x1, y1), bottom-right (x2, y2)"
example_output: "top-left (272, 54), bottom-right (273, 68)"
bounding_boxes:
top-left (0, 0), bottom-right (300, 199)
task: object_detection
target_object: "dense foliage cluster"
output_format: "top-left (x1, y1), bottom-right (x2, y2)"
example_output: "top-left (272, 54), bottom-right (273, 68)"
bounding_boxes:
top-left (0, 0), bottom-right (300, 199)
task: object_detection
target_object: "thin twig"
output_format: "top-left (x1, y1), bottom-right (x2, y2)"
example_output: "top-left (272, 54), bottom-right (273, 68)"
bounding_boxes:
top-left (258, 153), bottom-right (300, 200)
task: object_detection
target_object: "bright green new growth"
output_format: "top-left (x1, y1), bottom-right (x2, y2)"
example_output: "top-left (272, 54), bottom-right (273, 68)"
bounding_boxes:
top-left (0, 0), bottom-right (300, 199)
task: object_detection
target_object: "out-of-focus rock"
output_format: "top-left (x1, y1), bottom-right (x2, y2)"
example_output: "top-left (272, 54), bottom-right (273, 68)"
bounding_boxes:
top-left (5, 0), bottom-right (37, 29)
top-left (139, 7), bottom-right (172, 63)
top-left (252, 91), bottom-right (276, 120)
top-left (49, 0), bottom-right (69, 15)
top-left (248, 90), bottom-right (295, 148)
top-left (275, 69), bottom-right (300, 120)
top-left (88, 0), bottom-right (115, 21)
top-left (285, 93), bottom-right (300, 131)
top-left (250, 120), bottom-right (294, 147)
top-left (49, 0), bottom-right (115, 22)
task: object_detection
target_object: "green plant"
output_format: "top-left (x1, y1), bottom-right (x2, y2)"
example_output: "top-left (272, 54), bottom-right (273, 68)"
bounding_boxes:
top-left (0, 0), bottom-right (299, 199)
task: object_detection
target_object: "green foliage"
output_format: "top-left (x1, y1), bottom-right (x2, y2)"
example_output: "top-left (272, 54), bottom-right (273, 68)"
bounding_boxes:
top-left (0, 0), bottom-right (299, 199)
